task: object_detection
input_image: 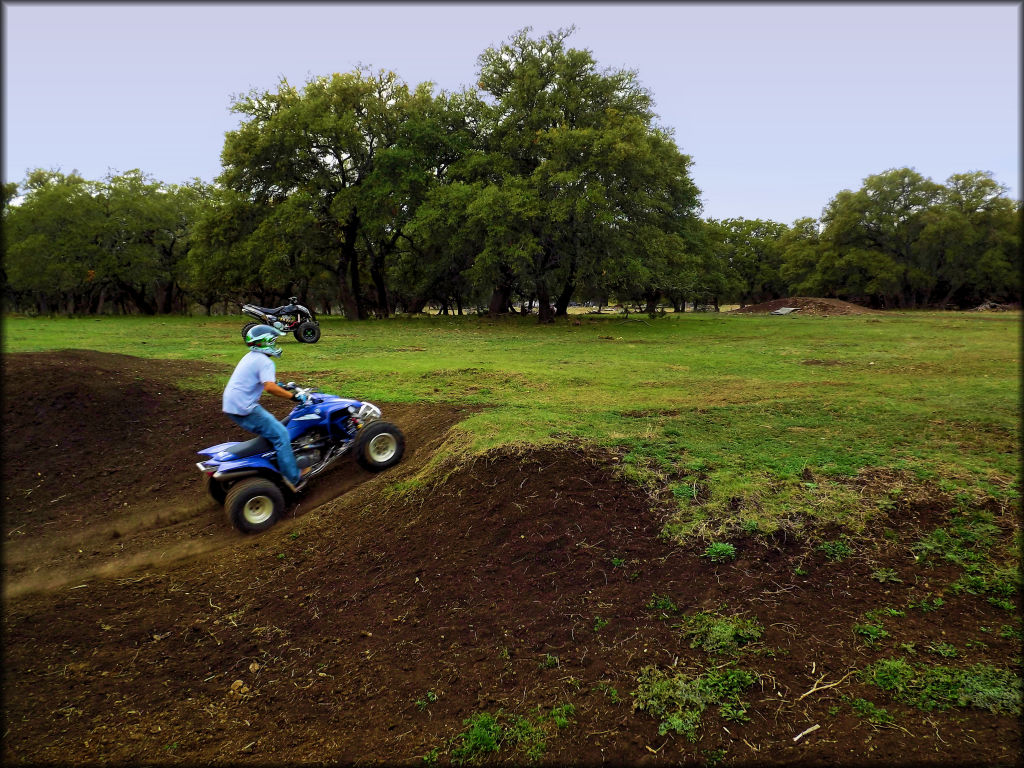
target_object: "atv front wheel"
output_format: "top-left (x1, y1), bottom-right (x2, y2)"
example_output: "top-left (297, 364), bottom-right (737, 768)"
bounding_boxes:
top-left (355, 421), bottom-right (405, 472)
top-left (295, 321), bottom-right (321, 343)
top-left (224, 478), bottom-right (284, 533)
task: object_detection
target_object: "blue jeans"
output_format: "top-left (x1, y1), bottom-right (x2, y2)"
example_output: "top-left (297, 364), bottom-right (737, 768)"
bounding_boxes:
top-left (226, 405), bottom-right (301, 485)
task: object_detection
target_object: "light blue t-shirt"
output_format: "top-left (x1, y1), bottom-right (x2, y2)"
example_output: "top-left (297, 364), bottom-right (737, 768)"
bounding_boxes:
top-left (222, 351), bottom-right (277, 415)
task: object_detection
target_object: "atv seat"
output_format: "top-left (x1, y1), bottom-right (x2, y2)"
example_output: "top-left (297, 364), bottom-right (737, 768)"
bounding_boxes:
top-left (224, 435), bottom-right (274, 458)
top-left (250, 305), bottom-right (294, 315)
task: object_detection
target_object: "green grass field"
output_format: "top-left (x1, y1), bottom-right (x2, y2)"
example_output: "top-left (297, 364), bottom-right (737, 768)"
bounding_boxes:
top-left (4, 310), bottom-right (1019, 540)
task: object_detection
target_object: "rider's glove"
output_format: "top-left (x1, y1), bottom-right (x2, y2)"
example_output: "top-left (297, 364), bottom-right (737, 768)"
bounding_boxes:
top-left (292, 392), bottom-right (308, 404)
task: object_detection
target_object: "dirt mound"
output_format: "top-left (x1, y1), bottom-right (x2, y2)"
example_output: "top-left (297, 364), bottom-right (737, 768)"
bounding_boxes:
top-left (2, 352), bottom-right (1019, 765)
top-left (971, 301), bottom-right (1020, 312)
top-left (730, 297), bottom-right (877, 315)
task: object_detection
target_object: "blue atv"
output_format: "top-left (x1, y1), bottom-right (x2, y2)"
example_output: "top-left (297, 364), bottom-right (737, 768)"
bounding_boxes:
top-left (197, 384), bottom-right (405, 533)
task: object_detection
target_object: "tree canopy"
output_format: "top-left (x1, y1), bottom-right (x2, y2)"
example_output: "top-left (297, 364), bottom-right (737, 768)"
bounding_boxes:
top-left (3, 29), bottom-right (1019, 317)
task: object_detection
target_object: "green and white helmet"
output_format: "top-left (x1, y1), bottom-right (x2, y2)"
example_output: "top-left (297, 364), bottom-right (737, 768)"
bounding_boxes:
top-left (245, 324), bottom-right (284, 357)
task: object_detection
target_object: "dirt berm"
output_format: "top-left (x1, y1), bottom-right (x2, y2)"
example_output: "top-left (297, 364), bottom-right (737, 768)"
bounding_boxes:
top-left (2, 351), bottom-right (1018, 765)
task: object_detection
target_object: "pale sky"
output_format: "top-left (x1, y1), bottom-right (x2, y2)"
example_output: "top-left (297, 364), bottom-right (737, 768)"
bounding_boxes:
top-left (2, 1), bottom-right (1019, 224)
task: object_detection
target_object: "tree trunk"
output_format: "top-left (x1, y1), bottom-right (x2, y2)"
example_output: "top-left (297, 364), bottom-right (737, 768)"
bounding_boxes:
top-left (536, 279), bottom-right (554, 324)
top-left (405, 295), bottom-right (428, 314)
top-left (554, 276), bottom-right (575, 317)
top-left (370, 255), bottom-right (389, 318)
top-left (336, 276), bottom-right (360, 321)
top-left (488, 284), bottom-right (512, 316)
top-left (643, 289), bottom-right (660, 315)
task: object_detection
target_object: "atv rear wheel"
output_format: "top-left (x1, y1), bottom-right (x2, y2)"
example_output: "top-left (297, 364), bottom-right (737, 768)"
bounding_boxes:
top-left (224, 478), bottom-right (284, 534)
top-left (295, 321), bottom-right (321, 343)
top-left (241, 321), bottom-right (259, 341)
top-left (355, 420), bottom-right (405, 472)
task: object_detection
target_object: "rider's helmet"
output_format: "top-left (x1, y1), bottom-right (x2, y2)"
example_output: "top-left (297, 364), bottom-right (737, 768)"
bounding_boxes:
top-left (245, 324), bottom-right (284, 357)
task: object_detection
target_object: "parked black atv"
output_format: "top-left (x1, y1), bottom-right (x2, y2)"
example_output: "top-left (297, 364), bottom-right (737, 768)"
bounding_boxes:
top-left (241, 297), bottom-right (321, 343)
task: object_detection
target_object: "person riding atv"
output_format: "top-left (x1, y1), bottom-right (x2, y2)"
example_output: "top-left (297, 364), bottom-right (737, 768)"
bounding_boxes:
top-left (221, 324), bottom-right (311, 492)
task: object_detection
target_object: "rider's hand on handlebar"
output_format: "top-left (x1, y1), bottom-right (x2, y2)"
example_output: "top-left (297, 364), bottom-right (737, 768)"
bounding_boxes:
top-left (292, 391), bottom-right (309, 405)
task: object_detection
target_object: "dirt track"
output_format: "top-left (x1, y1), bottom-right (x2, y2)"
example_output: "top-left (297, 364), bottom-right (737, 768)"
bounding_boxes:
top-left (2, 351), bottom-right (1020, 765)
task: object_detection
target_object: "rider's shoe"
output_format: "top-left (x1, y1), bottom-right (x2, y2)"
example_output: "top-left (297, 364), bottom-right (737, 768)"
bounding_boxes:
top-left (283, 467), bottom-right (312, 493)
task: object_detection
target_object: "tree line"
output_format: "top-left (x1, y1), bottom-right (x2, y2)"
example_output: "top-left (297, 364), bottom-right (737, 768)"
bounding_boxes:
top-left (3, 28), bottom-right (1019, 319)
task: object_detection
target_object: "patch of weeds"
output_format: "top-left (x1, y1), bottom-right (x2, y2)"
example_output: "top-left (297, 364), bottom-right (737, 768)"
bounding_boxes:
top-left (999, 624), bottom-right (1023, 641)
top-left (871, 568), bottom-right (902, 583)
top-left (909, 595), bottom-right (945, 613)
top-left (853, 622), bottom-right (890, 647)
top-left (912, 511), bottom-right (1001, 568)
top-left (539, 654), bottom-right (559, 670)
top-left (793, 566), bottom-right (809, 577)
top-left (850, 697), bottom-right (894, 725)
top-left (504, 715), bottom-right (546, 763)
top-left (988, 597), bottom-right (1015, 611)
top-left (646, 593), bottom-right (679, 619)
top-left (898, 642), bottom-right (918, 655)
top-left (925, 642), bottom-right (958, 658)
top-left (415, 690), bottom-right (439, 711)
top-left (949, 572), bottom-right (988, 596)
top-left (633, 665), bottom-right (756, 742)
top-left (703, 747), bottom-right (728, 766)
top-left (610, 556), bottom-right (626, 568)
top-left (548, 703), bottom-right (575, 728)
top-left (512, 705), bottom-right (575, 763)
top-left (818, 539), bottom-right (853, 562)
top-left (673, 484), bottom-right (700, 501)
top-left (593, 682), bottom-right (621, 704)
top-left (863, 657), bottom-right (1022, 715)
top-left (702, 541), bottom-right (737, 563)
top-left (951, 566), bottom-right (1020, 602)
top-left (864, 607), bottom-right (905, 621)
top-left (451, 712), bottom-right (502, 764)
top-left (593, 616), bottom-right (609, 632)
top-left (446, 704), bottom-right (576, 765)
top-left (677, 609), bottom-right (763, 655)
top-left (719, 700), bottom-right (751, 722)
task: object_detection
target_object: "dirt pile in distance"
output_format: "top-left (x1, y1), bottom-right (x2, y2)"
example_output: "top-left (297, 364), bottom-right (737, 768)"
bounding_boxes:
top-left (730, 297), bottom-right (877, 315)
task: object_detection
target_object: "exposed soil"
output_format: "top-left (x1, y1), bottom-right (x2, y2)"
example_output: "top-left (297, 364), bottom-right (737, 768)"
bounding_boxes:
top-left (2, 351), bottom-right (1020, 766)
top-left (729, 297), bottom-right (878, 316)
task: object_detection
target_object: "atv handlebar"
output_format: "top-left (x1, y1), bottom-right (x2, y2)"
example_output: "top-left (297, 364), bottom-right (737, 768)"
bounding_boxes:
top-left (283, 383), bottom-right (317, 404)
